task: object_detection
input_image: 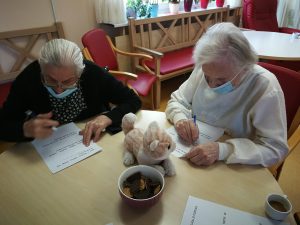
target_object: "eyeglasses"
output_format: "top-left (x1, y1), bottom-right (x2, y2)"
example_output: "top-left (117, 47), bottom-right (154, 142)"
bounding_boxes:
top-left (41, 75), bottom-right (79, 89)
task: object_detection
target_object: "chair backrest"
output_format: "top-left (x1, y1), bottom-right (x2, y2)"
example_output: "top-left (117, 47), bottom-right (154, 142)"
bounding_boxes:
top-left (81, 29), bottom-right (118, 70)
top-left (259, 62), bottom-right (300, 179)
top-left (0, 82), bottom-right (12, 107)
top-left (242, 0), bottom-right (280, 32)
top-left (258, 62), bottom-right (300, 132)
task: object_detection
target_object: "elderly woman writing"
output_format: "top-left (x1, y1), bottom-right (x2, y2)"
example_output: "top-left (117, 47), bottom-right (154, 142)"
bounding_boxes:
top-left (0, 39), bottom-right (141, 145)
top-left (166, 22), bottom-right (288, 167)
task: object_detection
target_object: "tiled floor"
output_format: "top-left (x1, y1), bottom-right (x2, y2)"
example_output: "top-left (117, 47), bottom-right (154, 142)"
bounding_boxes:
top-left (155, 75), bottom-right (300, 215)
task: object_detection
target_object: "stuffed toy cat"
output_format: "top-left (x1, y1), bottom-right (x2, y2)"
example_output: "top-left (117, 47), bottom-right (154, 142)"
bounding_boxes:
top-left (121, 113), bottom-right (176, 176)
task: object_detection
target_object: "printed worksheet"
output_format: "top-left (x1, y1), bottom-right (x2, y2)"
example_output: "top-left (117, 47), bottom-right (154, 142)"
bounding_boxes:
top-left (32, 122), bottom-right (102, 173)
top-left (180, 196), bottom-right (289, 225)
top-left (167, 120), bottom-right (224, 157)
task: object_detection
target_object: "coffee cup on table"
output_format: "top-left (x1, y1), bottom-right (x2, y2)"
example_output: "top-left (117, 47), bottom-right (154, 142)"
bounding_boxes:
top-left (265, 193), bottom-right (292, 221)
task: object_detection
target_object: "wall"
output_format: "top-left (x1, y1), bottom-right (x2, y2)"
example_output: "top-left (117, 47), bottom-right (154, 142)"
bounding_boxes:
top-left (0, 0), bottom-right (97, 48)
top-left (0, 0), bottom-right (98, 81)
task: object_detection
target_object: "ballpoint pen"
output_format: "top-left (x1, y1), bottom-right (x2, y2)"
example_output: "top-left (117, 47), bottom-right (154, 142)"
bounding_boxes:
top-left (25, 110), bottom-right (36, 121)
top-left (192, 114), bottom-right (199, 146)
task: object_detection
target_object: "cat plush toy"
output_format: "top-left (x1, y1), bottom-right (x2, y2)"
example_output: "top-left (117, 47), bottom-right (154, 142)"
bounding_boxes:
top-left (121, 113), bottom-right (176, 176)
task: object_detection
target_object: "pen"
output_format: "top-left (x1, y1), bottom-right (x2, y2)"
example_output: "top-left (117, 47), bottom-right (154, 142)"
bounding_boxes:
top-left (192, 115), bottom-right (199, 146)
top-left (25, 110), bottom-right (36, 121)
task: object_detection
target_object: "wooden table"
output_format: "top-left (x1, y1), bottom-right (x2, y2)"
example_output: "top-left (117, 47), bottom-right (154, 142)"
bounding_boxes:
top-left (242, 30), bottom-right (300, 61)
top-left (0, 110), bottom-right (296, 225)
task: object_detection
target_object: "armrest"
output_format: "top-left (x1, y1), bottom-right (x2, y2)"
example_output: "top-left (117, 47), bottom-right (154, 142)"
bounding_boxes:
top-left (109, 70), bottom-right (138, 80)
top-left (110, 70), bottom-right (139, 95)
top-left (134, 46), bottom-right (164, 58)
top-left (279, 27), bottom-right (300, 34)
top-left (82, 47), bottom-right (93, 61)
top-left (106, 35), bottom-right (153, 60)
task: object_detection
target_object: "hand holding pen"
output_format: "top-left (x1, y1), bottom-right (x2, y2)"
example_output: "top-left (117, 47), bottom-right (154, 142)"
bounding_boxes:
top-left (23, 111), bottom-right (59, 139)
top-left (174, 115), bottom-right (199, 145)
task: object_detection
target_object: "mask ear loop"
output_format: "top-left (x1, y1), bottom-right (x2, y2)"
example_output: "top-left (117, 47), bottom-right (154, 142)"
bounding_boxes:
top-left (232, 66), bottom-right (248, 88)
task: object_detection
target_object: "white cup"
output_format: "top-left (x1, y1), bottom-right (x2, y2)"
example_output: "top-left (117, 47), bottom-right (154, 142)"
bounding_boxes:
top-left (265, 193), bottom-right (292, 221)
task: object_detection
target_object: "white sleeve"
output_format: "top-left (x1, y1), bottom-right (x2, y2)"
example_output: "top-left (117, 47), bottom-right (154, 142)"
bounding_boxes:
top-left (165, 67), bottom-right (202, 125)
top-left (218, 89), bottom-right (288, 167)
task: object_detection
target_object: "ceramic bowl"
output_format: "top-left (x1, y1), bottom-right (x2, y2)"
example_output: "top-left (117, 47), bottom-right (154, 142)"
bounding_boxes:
top-left (118, 165), bottom-right (165, 208)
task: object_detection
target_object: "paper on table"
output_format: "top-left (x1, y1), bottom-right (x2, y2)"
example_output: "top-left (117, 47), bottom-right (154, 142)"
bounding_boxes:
top-left (167, 120), bottom-right (224, 157)
top-left (32, 122), bottom-right (102, 173)
top-left (180, 196), bottom-right (289, 225)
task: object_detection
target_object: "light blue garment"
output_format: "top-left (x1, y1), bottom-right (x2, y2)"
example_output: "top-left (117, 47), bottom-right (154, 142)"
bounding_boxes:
top-left (45, 86), bottom-right (78, 99)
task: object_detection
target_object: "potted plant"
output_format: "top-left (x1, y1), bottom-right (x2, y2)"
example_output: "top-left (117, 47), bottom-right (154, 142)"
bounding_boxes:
top-left (200, 0), bottom-right (209, 9)
top-left (168, 0), bottom-right (180, 14)
top-left (200, 0), bottom-right (217, 9)
top-left (216, 0), bottom-right (225, 7)
top-left (184, 0), bottom-right (193, 12)
top-left (149, 0), bottom-right (159, 17)
top-left (127, 0), bottom-right (152, 18)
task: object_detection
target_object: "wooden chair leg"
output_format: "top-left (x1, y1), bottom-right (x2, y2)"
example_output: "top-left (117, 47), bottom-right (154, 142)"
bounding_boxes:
top-left (154, 80), bottom-right (161, 109)
top-left (150, 86), bottom-right (155, 110)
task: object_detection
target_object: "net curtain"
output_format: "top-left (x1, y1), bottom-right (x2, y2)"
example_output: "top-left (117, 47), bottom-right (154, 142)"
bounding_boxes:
top-left (95, 0), bottom-right (127, 24)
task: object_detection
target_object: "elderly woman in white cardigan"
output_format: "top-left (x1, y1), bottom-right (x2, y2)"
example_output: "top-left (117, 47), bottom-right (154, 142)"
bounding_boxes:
top-left (165, 22), bottom-right (288, 167)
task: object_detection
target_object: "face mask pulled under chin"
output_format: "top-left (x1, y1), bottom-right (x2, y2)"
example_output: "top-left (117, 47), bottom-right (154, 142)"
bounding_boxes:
top-left (45, 86), bottom-right (78, 99)
top-left (210, 80), bottom-right (234, 94)
top-left (209, 66), bottom-right (245, 95)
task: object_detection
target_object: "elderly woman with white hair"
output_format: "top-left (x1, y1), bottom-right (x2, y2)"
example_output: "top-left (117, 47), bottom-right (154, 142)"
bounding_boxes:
top-left (166, 22), bottom-right (288, 167)
top-left (0, 39), bottom-right (141, 145)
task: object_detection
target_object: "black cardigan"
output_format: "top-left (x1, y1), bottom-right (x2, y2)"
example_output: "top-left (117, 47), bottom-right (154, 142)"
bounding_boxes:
top-left (0, 60), bottom-right (141, 142)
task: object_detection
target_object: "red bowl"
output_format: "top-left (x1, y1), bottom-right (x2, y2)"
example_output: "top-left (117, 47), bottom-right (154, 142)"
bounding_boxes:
top-left (118, 165), bottom-right (165, 208)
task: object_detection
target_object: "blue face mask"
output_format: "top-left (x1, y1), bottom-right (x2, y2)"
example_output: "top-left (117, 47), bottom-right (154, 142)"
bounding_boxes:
top-left (211, 80), bottom-right (235, 94)
top-left (45, 86), bottom-right (78, 99)
top-left (210, 67), bottom-right (244, 94)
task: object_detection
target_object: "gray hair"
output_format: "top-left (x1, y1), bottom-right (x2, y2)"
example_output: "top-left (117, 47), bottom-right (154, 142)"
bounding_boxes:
top-left (193, 22), bottom-right (258, 70)
top-left (39, 39), bottom-right (85, 76)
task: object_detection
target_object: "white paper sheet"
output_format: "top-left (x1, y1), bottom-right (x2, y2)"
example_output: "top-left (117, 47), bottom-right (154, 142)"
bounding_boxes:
top-left (167, 120), bottom-right (224, 157)
top-left (180, 196), bottom-right (289, 225)
top-left (32, 122), bottom-right (102, 173)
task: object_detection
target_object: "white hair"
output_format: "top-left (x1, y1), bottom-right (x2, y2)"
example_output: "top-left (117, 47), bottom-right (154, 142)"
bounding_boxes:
top-left (193, 22), bottom-right (258, 70)
top-left (39, 39), bottom-right (85, 76)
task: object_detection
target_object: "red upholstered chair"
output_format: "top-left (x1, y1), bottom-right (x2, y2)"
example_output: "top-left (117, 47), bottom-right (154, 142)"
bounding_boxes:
top-left (0, 82), bottom-right (12, 108)
top-left (81, 29), bottom-right (157, 109)
top-left (243, 0), bottom-right (300, 72)
top-left (258, 62), bottom-right (300, 180)
top-left (242, 0), bottom-right (300, 34)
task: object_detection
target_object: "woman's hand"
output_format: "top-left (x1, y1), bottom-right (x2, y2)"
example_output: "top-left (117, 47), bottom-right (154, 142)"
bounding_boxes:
top-left (175, 119), bottom-right (199, 144)
top-left (23, 112), bottom-right (59, 139)
top-left (185, 142), bottom-right (219, 166)
top-left (81, 115), bottom-right (112, 146)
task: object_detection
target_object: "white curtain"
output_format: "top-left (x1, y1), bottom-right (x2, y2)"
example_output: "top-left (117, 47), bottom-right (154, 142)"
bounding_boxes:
top-left (95, 0), bottom-right (127, 25)
top-left (277, 0), bottom-right (288, 27)
top-left (277, 0), bottom-right (300, 29)
top-left (292, 0), bottom-right (300, 28)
